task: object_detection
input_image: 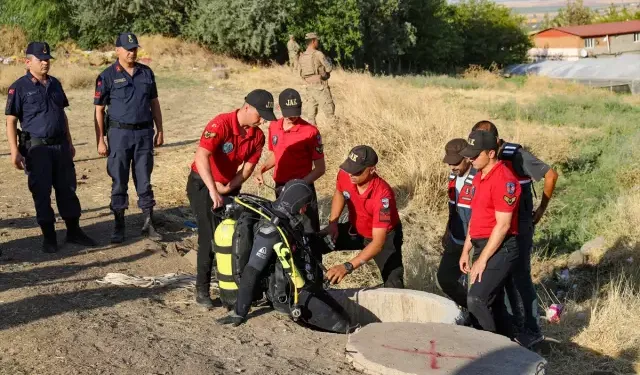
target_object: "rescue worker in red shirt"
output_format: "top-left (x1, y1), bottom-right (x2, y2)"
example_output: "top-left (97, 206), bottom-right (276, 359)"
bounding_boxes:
top-left (472, 120), bottom-right (558, 348)
top-left (458, 131), bottom-right (521, 335)
top-left (437, 139), bottom-right (476, 309)
top-left (186, 89), bottom-right (274, 308)
top-left (324, 145), bottom-right (404, 288)
top-left (255, 88), bottom-right (325, 231)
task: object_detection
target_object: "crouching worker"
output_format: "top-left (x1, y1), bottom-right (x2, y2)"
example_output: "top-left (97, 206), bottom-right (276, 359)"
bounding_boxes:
top-left (216, 180), bottom-right (351, 333)
top-left (324, 146), bottom-right (404, 288)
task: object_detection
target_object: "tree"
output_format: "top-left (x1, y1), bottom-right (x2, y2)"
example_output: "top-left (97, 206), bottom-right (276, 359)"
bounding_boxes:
top-left (541, 13), bottom-right (553, 29)
top-left (0, 0), bottom-right (76, 46)
top-left (284, 0), bottom-right (362, 64)
top-left (452, 0), bottom-right (531, 68)
top-left (553, 0), bottom-right (593, 26)
top-left (72, 0), bottom-right (193, 49)
top-left (185, 0), bottom-right (290, 59)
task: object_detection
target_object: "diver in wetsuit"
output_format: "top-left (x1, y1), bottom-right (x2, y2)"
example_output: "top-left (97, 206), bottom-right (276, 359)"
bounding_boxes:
top-left (216, 180), bottom-right (350, 333)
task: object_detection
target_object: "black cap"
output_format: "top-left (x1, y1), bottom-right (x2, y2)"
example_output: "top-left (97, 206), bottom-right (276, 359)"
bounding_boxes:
top-left (459, 131), bottom-right (499, 158)
top-left (279, 88), bottom-right (302, 118)
top-left (245, 89), bottom-right (276, 121)
top-left (115, 32), bottom-right (141, 50)
top-left (26, 42), bottom-right (53, 60)
top-left (443, 138), bottom-right (468, 165)
top-left (340, 145), bottom-right (378, 175)
top-left (273, 179), bottom-right (315, 216)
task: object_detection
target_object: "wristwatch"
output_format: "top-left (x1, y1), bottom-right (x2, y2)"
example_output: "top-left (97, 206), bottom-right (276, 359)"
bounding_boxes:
top-left (343, 262), bottom-right (354, 274)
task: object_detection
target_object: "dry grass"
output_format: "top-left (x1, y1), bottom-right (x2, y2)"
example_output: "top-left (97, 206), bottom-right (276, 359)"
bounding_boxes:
top-left (0, 25), bottom-right (28, 57)
top-left (1, 34), bottom-right (638, 373)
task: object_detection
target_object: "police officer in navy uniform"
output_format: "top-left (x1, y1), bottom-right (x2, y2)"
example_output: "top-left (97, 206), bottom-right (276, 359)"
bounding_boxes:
top-left (5, 42), bottom-right (96, 253)
top-left (94, 33), bottom-right (164, 243)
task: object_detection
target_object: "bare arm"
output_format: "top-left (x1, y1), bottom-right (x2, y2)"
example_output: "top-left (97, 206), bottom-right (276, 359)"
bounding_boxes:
top-left (260, 152), bottom-right (276, 173)
top-left (303, 157), bottom-right (326, 185)
top-left (228, 162), bottom-right (257, 192)
top-left (533, 168), bottom-right (559, 224)
top-left (328, 189), bottom-right (346, 224)
top-left (350, 227), bottom-right (387, 270)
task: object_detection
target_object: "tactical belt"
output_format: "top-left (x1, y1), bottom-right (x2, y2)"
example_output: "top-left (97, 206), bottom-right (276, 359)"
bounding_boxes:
top-left (109, 120), bottom-right (153, 130)
top-left (30, 136), bottom-right (65, 147)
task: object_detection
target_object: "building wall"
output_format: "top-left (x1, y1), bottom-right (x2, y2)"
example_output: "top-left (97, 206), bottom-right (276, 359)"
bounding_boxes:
top-left (533, 30), bottom-right (583, 48)
top-left (532, 29), bottom-right (640, 59)
top-left (591, 33), bottom-right (640, 54)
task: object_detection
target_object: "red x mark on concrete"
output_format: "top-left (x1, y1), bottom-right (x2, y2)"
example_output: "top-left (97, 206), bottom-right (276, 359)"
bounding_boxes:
top-left (383, 340), bottom-right (478, 370)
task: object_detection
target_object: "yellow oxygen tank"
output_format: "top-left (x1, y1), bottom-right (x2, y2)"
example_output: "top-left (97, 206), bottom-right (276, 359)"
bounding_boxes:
top-left (214, 218), bottom-right (238, 307)
top-left (273, 242), bottom-right (305, 289)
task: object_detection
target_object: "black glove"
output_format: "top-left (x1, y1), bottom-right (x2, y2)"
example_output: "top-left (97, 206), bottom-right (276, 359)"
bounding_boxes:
top-left (216, 312), bottom-right (246, 327)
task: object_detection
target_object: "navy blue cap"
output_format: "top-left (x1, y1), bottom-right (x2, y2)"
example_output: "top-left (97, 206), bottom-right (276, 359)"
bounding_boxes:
top-left (26, 42), bottom-right (53, 60)
top-left (115, 32), bottom-right (140, 50)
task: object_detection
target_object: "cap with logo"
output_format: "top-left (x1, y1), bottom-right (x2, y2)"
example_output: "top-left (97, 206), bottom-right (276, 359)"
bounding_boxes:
top-left (459, 130), bottom-right (499, 158)
top-left (279, 88), bottom-right (302, 118)
top-left (26, 42), bottom-right (53, 60)
top-left (115, 32), bottom-right (141, 51)
top-left (340, 145), bottom-right (378, 175)
top-left (245, 89), bottom-right (276, 121)
top-left (443, 138), bottom-right (468, 165)
top-left (305, 32), bottom-right (319, 40)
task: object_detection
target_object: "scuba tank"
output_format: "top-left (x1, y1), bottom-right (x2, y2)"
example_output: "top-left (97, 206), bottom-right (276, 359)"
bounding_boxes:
top-left (214, 217), bottom-right (238, 309)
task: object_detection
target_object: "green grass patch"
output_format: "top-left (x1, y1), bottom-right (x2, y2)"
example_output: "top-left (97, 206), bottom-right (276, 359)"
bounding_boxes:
top-left (395, 74), bottom-right (484, 90)
top-left (487, 94), bottom-right (640, 253)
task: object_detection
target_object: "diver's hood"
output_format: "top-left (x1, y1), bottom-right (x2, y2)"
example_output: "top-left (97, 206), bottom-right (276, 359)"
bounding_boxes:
top-left (272, 179), bottom-right (315, 219)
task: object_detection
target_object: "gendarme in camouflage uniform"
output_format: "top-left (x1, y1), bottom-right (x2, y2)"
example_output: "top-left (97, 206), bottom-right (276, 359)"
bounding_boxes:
top-left (298, 32), bottom-right (335, 126)
top-left (287, 35), bottom-right (300, 71)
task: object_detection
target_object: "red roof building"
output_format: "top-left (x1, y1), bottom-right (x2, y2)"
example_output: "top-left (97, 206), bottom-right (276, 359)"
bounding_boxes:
top-left (530, 21), bottom-right (640, 61)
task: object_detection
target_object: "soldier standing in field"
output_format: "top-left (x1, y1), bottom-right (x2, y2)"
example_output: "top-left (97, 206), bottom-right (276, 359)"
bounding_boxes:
top-left (287, 35), bottom-right (300, 71)
top-left (298, 32), bottom-right (335, 126)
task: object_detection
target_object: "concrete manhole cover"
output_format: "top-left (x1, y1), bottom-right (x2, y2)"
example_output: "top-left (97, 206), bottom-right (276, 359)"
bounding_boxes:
top-left (346, 322), bottom-right (547, 375)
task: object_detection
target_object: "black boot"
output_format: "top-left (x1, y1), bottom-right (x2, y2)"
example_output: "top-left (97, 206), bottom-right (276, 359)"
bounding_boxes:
top-left (141, 209), bottom-right (162, 241)
top-left (195, 285), bottom-right (215, 309)
top-left (64, 218), bottom-right (97, 246)
top-left (40, 222), bottom-right (58, 253)
top-left (111, 210), bottom-right (125, 244)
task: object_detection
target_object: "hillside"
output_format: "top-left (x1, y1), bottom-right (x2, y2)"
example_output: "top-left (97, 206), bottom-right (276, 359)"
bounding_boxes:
top-left (1, 36), bottom-right (639, 375)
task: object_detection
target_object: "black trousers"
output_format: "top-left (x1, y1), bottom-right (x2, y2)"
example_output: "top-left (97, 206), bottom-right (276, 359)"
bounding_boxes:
top-left (331, 223), bottom-right (404, 288)
top-left (25, 143), bottom-right (81, 225)
top-left (186, 172), bottom-right (239, 289)
top-left (467, 236), bottom-right (518, 336)
top-left (275, 182), bottom-right (320, 232)
top-left (437, 235), bottom-right (468, 308)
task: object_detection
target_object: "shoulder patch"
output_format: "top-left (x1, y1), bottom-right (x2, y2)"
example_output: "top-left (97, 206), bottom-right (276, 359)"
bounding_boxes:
top-left (204, 131), bottom-right (217, 139)
top-left (504, 195), bottom-right (516, 206)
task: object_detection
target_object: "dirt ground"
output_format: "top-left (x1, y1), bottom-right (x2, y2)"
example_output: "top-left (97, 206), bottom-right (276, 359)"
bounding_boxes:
top-left (0, 76), bottom-right (363, 375)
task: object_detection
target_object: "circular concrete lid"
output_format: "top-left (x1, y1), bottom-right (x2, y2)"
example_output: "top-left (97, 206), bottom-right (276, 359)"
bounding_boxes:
top-left (346, 322), bottom-right (547, 375)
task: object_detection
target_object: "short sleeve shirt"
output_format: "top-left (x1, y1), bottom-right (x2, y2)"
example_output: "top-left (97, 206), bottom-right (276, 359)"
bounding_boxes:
top-left (469, 161), bottom-right (521, 239)
top-left (94, 61), bottom-right (158, 124)
top-left (510, 149), bottom-right (550, 182)
top-left (5, 72), bottom-right (69, 138)
top-left (191, 110), bottom-right (265, 185)
top-left (336, 170), bottom-right (399, 238)
top-left (268, 118), bottom-right (324, 185)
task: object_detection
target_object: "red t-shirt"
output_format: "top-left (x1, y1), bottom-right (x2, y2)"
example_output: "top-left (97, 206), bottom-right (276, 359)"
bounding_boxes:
top-left (469, 161), bottom-right (521, 239)
top-left (336, 170), bottom-right (400, 238)
top-left (191, 110), bottom-right (265, 185)
top-left (268, 118), bottom-right (324, 185)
